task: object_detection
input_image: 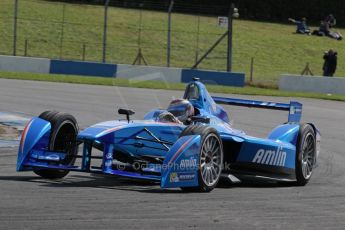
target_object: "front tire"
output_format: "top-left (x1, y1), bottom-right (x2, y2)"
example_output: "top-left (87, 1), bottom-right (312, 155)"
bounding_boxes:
top-left (34, 111), bottom-right (79, 179)
top-left (295, 124), bottom-right (316, 186)
top-left (179, 125), bottom-right (223, 192)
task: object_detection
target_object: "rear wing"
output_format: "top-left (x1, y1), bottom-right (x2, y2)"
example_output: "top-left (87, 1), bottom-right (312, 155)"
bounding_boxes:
top-left (212, 96), bottom-right (302, 123)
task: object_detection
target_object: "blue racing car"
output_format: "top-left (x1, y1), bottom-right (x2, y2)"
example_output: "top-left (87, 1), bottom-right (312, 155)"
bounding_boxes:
top-left (16, 78), bottom-right (320, 192)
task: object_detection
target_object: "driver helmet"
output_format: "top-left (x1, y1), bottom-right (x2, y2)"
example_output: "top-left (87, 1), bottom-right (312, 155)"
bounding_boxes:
top-left (167, 99), bottom-right (195, 123)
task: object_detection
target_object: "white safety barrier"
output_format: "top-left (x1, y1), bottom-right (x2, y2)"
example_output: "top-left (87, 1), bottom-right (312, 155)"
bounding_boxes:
top-left (116, 64), bottom-right (182, 83)
top-left (279, 74), bottom-right (345, 95)
top-left (0, 55), bottom-right (50, 74)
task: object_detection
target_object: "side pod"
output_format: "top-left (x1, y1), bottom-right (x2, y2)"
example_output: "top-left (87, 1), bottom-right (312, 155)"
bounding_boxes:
top-left (17, 117), bottom-right (51, 171)
top-left (161, 135), bottom-right (201, 188)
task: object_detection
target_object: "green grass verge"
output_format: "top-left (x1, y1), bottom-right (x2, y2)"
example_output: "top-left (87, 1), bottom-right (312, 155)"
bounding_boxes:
top-left (1, 0), bottom-right (345, 83)
top-left (1, 71), bottom-right (345, 102)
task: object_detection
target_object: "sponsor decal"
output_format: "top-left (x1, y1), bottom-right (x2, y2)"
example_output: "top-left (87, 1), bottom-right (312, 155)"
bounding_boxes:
top-left (170, 172), bottom-right (179, 183)
top-left (180, 157), bottom-right (197, 168)
top-left (260, 102), bottom-right (277, 106)
top-left (169, 172), bottom-right (196, 183)
top-left (290, 106), bottom-right (295, 115)
top-left (103, 152), bottom-right (113, 168)
top-left (45, 154), bottom-right (61, 161)
top-left (104, 160), bottom-right (112, 167)
top-left (252, 146), bottom-right (287, 167)
top-left (178, 173), bottom-right (195, 181)
top-left (105, 152), bottom-right (112, 160)
top-left (290, 106), bottom-right (302, 115)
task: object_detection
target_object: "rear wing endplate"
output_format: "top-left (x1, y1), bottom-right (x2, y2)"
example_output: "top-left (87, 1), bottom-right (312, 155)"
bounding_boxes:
top-left (212, 96), bottom-right (302, 123)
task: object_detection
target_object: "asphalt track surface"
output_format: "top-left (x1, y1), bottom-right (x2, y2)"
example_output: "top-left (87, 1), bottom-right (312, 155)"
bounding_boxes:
top-left (0, 78), bottom-right (344, 229)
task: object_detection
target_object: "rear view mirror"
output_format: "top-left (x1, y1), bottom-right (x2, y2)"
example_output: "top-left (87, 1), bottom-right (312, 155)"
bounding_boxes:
top-left (118, 108), bottom-right (135, 123)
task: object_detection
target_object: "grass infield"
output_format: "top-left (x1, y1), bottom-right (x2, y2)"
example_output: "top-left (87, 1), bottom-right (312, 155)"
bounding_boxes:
top-left (1, 0), bottom-right (345, 83)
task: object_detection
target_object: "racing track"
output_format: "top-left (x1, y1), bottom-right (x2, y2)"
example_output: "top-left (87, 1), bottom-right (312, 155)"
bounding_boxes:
top-left (0, 78), bottom-right (344, 229)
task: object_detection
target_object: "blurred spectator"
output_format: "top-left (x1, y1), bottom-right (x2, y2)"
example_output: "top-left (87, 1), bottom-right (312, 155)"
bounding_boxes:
top-left (318, 20), bottom-right (330, 35)
top-left (312, 20), bottom-right (342, 40)
top-left (288, 17), bottom-right (311, 35)
top-left (323, 49), bottom-right (337, 77)
top-left (325, 14), bottom-right (336, 28)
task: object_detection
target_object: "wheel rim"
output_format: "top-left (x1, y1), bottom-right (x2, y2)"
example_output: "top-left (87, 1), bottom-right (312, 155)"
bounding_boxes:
top-left (200, 134), bottom-right (222, 187)
top-left (301, 133), bottom-right (315, 179)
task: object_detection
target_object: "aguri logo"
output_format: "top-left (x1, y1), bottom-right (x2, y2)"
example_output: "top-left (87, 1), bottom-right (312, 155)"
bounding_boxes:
top-left (252, 146), bottom-right (287, 167)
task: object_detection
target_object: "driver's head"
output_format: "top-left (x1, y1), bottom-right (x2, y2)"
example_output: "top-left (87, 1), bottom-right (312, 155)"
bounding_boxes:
top-left (167, 99), bottom-right (194, 123)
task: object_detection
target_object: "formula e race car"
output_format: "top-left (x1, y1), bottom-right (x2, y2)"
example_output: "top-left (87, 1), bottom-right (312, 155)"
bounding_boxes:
top-left (16, 78), bottom-right (320, 192)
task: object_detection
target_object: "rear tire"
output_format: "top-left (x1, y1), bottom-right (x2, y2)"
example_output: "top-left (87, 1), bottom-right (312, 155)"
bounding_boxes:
top-left (34, 111), bottom-right (79, 179)
top-left (179, 125), bottom-right (223, 192)
top-left (295, 124), bottom-right (316, 186)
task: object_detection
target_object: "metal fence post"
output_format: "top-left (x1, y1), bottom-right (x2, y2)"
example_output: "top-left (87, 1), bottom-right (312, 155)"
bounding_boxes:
top-left (59, 4), bottom-right (66, 59)
top-left (138, 6), bottom-right (143, 49)
top-left (167, 0), bottom-right (174, 67)
top-left (24, 39), bottom-right (28, 56)
top-left (194, 14), bottom-right (200, 67)
top-left (82, 43), bottom-right (86, 61)
top-left (227, 4), bottom-right (239, 72)
top-left (13, 0), bottom-right (19, 56)
top-left (227, 4), bottom-right (234, 72)
top-left (102, 0), bottom-right (110, 63)
top-left (250, 57), bottom-right (254, 82)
